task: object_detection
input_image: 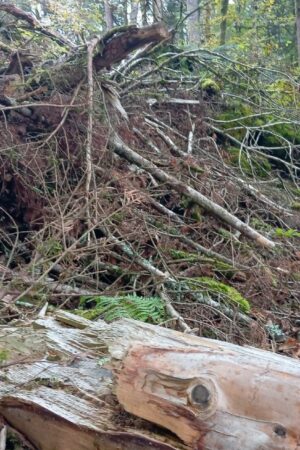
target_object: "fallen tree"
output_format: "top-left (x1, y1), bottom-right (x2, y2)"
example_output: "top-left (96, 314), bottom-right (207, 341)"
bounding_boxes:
top-left (0, 311), bottom-right (299, 450)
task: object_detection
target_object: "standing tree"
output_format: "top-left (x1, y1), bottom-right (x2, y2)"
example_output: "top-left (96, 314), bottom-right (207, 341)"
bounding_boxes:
top-left (295, 0), bottom-right (300, 63)
top-left (186, 0), bottom-right (201, 45)
top-left (130, 0), bottom-right (139, 23)
top-left (220, 0), bottom-right (229, 45)
top-left (104, 0), bottom-right (114, 28)
top-left (153, 0), bottom-right (163, 21)
top-left (141, 0), bottom-right (150, 25)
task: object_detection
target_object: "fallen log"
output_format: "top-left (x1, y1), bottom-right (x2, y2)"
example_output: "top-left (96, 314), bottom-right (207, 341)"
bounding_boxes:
top-left (0, 311), bottom-right (299, 450)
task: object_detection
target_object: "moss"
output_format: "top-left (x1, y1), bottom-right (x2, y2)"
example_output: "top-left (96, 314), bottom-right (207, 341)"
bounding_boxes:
top-left (218, 228), bottom-right (234, 240)
top-left (227, 146), bottom-right (271, 178)
top-left (111, 212), bottom-right (125, 224)
top-left (75, 308), bottom-right (101, 320)
top-left (291, 202), bottom-right (300, 210)
top-left (153, 219), bottom-right (168, 231)
top-left (260, 122), bottom-right (300, 148)
top-left (201, 78), bottom-right (220, 94)
top-left (216, 99), bottom-right (300, 149)
top-left (0, 350), bottom-right (8, 363)
top-left (191, 205), bottom-right (202, 221)
top-left (188, 277), bottom-right (251, 313)
top-left (213, 261), bottom-right (236, 277)
top-left (290, 188), bottom-right (300, 197)
top-left (292, 273), bottom-right (300, 282)
top-left (215, 103), bottom-right (254, 142)
top-left (170, 250), bottom-right (236, 278)
top-left (250, 218), bottom-right (274, 233)
top-left (180, 195), bottom-right (193, 209)
top-left (190, 164), bottom-right (204, 174)
top-left (180, 196), bottom-right (203, 220)
top-left (170, 249), bottom-right (199, 262)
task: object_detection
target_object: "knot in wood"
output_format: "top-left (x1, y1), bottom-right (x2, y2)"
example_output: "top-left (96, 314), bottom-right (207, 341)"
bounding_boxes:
top-left (187, 378), bottom-right (217, 419)
top-left (189, 384), bottom-right (210, 406)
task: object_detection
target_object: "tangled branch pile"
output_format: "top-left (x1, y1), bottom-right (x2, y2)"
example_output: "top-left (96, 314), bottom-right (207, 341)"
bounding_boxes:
top-left (1, 4), bottom-right (300, 352)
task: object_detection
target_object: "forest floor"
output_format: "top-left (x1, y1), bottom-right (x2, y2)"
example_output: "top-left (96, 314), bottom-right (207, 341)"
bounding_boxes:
top-left (0, 24), bottom-right (300, 359)
top-left (1, 83), bottom-right (300, 357)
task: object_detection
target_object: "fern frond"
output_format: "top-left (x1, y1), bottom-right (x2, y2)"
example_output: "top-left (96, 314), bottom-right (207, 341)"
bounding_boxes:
top-left (76, 294), bottom-right (166, 324)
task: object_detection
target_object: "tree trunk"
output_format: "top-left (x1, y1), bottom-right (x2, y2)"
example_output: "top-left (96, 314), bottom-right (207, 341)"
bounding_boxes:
top-left (204, 1), bottom-right (212, 43)
top-left (130, 0), bottom-right (139, 23)
top-left (295, 0), bottom-right (300, 64)
top-left (220, 0), bottom-right (229, 45)
top-left (153, 0), bottom-right (163, 22)
top-left (123, 0), bottom-right (128, 25)
top-left (141, 0), bottom-right (149, 25)
top-left (0, 311), bottom-right (299, 450)
top-left (104, 0), bottom-right (114, 29)
top-left (186, 0), bottom-right (201, 46)
top-left (129, 0), bottom-right (139, 24)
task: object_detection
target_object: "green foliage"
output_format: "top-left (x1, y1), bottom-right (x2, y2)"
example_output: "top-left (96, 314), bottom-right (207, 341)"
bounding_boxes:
top-left (37, 238), bottom-right (63, 258)
top-left (189, 277), bottom-right (251, 313)
top-left (267, 79), bottom-right (300, 107)
top-left (47, 0), bottom-right (104, 41)
top-left (76, 294), bottom-right (166, 323)
top-left (275, 228), bottom-right (300, 238)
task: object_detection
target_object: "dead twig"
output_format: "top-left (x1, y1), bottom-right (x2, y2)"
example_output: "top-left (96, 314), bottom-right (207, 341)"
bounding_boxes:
top-left (111, 133), bottom-right (276, 249)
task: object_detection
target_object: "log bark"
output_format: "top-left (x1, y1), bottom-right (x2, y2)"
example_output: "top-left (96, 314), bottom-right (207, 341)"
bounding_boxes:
top-left (0, 312), bottom-right (299, 450)
top-left (0, 313), bottom-right (182, 450)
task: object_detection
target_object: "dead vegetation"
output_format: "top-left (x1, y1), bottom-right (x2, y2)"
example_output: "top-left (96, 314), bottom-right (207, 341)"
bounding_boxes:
top-left (0, 6), bottom-right (299, 357)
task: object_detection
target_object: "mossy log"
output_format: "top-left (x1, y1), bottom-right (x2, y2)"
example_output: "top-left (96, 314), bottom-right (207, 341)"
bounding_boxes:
top-left (0, 311), bottom-right (299, 450)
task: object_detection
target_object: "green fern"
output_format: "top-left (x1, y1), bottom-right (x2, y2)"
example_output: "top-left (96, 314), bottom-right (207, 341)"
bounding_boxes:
top-left (76, 294), bottom-right (166, 323)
